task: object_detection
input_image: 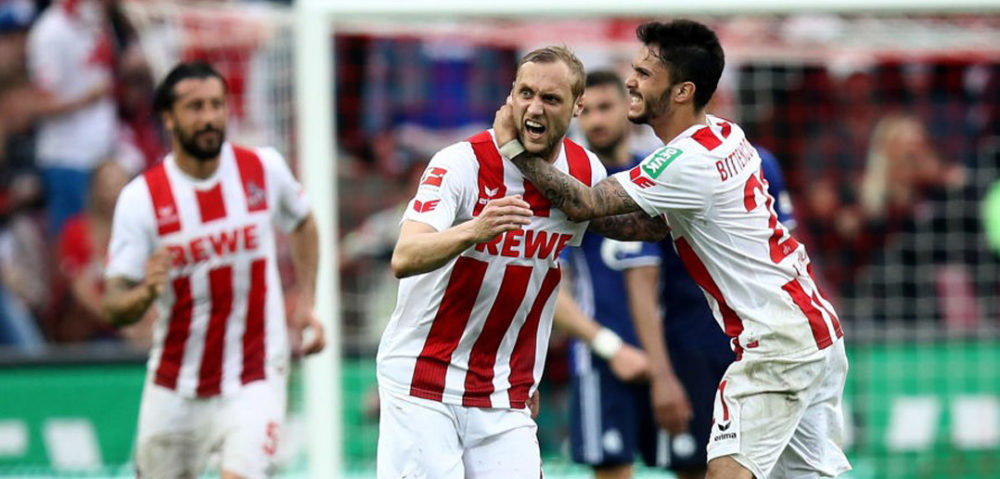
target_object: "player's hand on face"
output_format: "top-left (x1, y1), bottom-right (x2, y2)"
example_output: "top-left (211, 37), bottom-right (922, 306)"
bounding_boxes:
top-left (143, 247), bottom-right (171, 299)
top-left (469, 195), bottom-right (532, 243)
top-left (650, 375), bottom-right (693, 436)
top-left (492, 95), bottom-right (518, 146)
top-left (292, 304), bottom-right (326, 356)
top-left (608, 344), bottom-right (650, 383)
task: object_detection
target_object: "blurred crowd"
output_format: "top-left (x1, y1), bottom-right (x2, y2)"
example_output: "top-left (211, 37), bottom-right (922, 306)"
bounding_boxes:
top-left (0, 0), bottom-right (292, 352)
top-left (0, 0), bottom-right (166, 351)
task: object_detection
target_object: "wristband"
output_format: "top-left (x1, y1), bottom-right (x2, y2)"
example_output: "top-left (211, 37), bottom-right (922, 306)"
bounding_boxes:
top-left (590, 327), bottom-right (624, 360)
top-left (498, 139), bottom-right (526, 159)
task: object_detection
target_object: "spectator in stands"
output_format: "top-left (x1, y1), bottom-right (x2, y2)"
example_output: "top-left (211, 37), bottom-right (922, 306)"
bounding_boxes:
top-left (115, 45), bottom-right (166, 175)
top-left (52, 160), bottom-right (151, 346)
top-left (848, 114), bottom-right (999, 325)
top-left (27, 0), bottom-right (118, 236)
top-left (799, 64), bottom-right (881, 295)
top-left (859, 114), bottom-right (963, 223)
top-left (0, 0), bottom-right (46, 351)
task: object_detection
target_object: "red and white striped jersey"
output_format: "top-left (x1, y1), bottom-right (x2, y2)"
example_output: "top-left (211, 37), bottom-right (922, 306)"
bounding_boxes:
top-left (377, 130), bottom-right (606, 409)
top-left (614, 115), bottom-right (843, 359)
top-left (106, 143), bottom-right (310, 397)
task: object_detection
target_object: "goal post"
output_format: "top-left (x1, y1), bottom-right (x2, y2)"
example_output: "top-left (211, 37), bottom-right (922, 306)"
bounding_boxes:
top-left (294, 5), bottom-right (339, 479)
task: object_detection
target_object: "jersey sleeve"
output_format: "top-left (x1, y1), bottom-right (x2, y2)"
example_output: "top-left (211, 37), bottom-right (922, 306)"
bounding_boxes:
top-left (26, 22), bottom-right (66, 92)
top-left (601, 239), bottom-right (662, 271)
top-left (611, 145), bottom-right (713, 216)
top-left (259, 147), bottom-right (311, 233)
top-left (757, 146), bottom-right (797, 229)
top-left (105, 181), bottom-right (155, 281)
top-left (401, 145), bottom-right (472, 232)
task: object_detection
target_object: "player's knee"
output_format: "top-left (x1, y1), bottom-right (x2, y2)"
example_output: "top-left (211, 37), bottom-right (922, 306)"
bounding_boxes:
top-left (706, 456), bottom-right (754, 479)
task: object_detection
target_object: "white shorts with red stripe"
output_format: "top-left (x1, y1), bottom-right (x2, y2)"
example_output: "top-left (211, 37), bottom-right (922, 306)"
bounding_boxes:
top-left (376, 386), bottom-right (541, 479)
top-left (135, 373), bottom-right (286, 479)
top-left (706, 339), bottom-right (852, 478)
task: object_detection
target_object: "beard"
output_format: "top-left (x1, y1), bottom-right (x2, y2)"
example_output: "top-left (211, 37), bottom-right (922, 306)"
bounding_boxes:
top-left (586, 128), bottom-right (626, 158)
top-left (519, 124), bottom-right (563, 160)
top-left (175, 125), bottom-right (225, 161)
top-left (628, 89), bottom-right (672, 125)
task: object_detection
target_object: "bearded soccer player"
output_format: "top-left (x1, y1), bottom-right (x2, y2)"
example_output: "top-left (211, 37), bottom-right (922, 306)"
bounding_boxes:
top-left (495, 20), bottom-right (850, 479)
top-left (103, 61), bottom-right (324, 479)
top-left (376, 46), bottom-right (666, 479)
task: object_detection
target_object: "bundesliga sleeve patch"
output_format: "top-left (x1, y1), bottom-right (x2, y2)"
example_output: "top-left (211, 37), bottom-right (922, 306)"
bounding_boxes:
top-left (420, 167), bottom-right (448, 187)
top-left (641, 147), bottom-right (683, 179)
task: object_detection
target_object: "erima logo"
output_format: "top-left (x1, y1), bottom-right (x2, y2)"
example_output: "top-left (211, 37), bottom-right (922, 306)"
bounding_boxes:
top-left (641, 147), bottom-right (683, 179)
top-left (717, 421), bottom-right (732, 432)
top-left (156, 205), bottom-right (178, 226)
top-left (485, 186), bottom-right (500, 197)
top-left (246, 181), bottom-right (266, 209)
top-left (713, 432), bottom-right (737, 442)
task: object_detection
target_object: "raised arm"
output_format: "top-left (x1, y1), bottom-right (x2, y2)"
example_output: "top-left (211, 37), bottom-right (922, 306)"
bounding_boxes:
top-left (494, 102), bottom-right (643, 221)
top-left (391, 196), bottom-right (533, 278)
top-left (588, 211), bottom-right (669, 242)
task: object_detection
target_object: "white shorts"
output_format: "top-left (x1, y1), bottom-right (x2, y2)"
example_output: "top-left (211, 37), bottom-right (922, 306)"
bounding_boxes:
top-left (376, 387), bottom-right (541, 479)
top-left (135, 374), bottom-right (287, 479)
top-left (707, 340), bottom-right (852, 479)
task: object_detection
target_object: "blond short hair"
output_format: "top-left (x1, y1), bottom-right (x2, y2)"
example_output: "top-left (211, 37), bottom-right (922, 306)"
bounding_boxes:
top-left (517, 45), bottom-right (585, 99)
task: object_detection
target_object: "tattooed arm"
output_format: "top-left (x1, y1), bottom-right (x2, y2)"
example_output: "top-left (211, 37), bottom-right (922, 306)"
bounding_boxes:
top-left (588, 211), bottom-right (670, 242)
top-left (494, 100), bottom-right (643, 221)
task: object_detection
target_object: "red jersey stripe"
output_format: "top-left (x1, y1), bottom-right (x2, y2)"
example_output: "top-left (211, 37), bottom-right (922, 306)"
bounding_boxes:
top-left (154, 276), bottom-right (194, 389)
top-left (197, 265), bottom-right (234, 396)
top-left (563, 138), bottom-right (592, 185)
top-left (522, 180), bottom-right (551, 217)
top-left (241, 258), bottom-right (268, 385)
top-left (233, 146), bottom-right (268, 212)
top-left (195, 183), bottom-right (227, 223)
top-left (144, 163), bottom-right (182, 236)
top-left (691, 126), bottom-right (722, 151)
top-left (808, 264), bottom-right (843, 338)
top-left (462, 264), bottom-right (533, 407)
top-left (507, 267), bottom-right (561, 408)
top-left (782, 278), bottom-right (834, 349)
top-left (674, 237), bottom-right (744, 338)
top-left (468, 132), bottom-right (507, 217)
top-left (410, 256), bottom-right (490, 401)
top-left (718, 379), bottom-right (730, 420)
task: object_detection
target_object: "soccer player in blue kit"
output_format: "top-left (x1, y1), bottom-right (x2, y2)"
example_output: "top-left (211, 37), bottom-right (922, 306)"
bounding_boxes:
top-left (560, 70), bottom-right (671, 479)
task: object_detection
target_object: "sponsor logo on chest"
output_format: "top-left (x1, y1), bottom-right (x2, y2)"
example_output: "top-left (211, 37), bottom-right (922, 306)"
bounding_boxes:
top-left (474, 228), bottom-right (574, 261)
top-left (166, 224), bottom-right (261, 268)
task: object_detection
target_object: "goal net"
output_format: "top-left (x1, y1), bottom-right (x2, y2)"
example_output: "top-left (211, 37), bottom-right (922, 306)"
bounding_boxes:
top-left (315, 8), bottom-right (1000, 479)
top-left (6, 1), bottom-right (992, 478)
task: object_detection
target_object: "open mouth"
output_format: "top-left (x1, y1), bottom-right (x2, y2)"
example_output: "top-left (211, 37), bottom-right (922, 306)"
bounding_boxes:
top-left (525, 120), bottom-right (546, 138)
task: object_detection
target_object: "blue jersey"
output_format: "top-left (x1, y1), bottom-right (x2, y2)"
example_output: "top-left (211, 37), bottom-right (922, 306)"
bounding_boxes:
top-left (563, 155), bottom-right (660, 348)
top-left (652, 146), bottom-right (795, 346)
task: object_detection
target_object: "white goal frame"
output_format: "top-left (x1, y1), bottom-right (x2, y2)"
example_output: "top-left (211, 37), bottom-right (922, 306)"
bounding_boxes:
top-left (293, 1), bottom-right (1000, 477)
